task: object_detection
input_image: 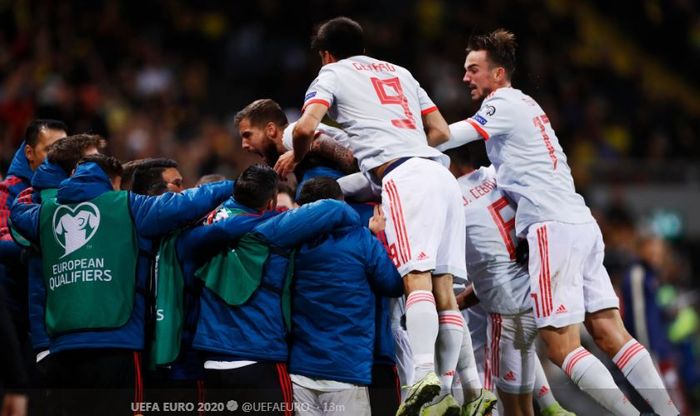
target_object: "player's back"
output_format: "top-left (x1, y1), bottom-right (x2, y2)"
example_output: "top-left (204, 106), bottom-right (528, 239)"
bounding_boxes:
top-left (473, 87), bottom-right (593, 235)
top-left (458, 165), bottom-right (530, 315)
top-left (303, 55), bottom-right (445, 174)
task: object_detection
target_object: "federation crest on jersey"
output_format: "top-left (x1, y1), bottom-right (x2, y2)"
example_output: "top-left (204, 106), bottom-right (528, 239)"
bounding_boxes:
top-left (52, 202), bottom-right (101, 258)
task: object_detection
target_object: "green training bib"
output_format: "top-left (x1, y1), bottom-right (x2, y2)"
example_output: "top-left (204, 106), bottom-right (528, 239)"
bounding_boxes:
top-left (39, 191), bottom-right (139, 335)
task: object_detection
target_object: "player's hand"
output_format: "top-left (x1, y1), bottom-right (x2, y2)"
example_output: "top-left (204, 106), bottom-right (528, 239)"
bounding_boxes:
top-left (274, 150), bottom-right (299, 179)
top-left (368, 205), bottom-right (386, 234)
top-left (515, 238), bottom-right (529, 265)
top-left (455, 285), bottom-right (479, 310)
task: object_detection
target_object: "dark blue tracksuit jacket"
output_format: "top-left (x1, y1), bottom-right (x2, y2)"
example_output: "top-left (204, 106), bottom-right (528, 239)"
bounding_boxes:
top-left (10, 162), bottom-right (233, 353)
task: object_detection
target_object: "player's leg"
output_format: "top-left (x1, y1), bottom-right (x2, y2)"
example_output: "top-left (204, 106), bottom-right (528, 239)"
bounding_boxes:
top-left (586, 309), bottom-right (679, 416)
top-left (581, 222), bottom-right (679, 416)
top-left (433, 274), bottom-right (464, 393)
top-left (455, 313), bottom-right (483, 402)
top-left (532, 353), bottom-right (575, 416)
top-left (493, 312), bottom-right (537, 416)
top-left (403, 272), bottom-right (438, 383)
top-left (529, 222), bottom-right (638, 415)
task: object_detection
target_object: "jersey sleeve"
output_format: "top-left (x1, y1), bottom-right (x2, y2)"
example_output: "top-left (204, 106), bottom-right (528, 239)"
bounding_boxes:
top-left (417, 86), bottom-right (438, 115)
top-left (302, 66), bottom-right (338, 112)
top-left (435, 120), bottom-right (483, 151)
top-left (466, 93), bottom-right (512, 141)
top-left (282, 122), bottom-right (296, 151)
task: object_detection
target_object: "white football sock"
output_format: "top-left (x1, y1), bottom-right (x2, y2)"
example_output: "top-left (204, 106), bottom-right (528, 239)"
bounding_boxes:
top-left (533, 354), bottom-right (557, 410)
top-left (562, 347), bottom-right (637, 416)
top-left (613, 339), bottom-right (679, 416)
top-left (456, 319), bottom-right (482, 401)
top-left (405, 290), bottom-right (438, 383)
top-left (436, 311), bottom-right (464, 394)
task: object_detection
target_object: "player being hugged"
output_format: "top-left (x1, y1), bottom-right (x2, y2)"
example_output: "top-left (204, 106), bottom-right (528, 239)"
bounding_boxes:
top-left (277, 16), bottom-right (491, 416)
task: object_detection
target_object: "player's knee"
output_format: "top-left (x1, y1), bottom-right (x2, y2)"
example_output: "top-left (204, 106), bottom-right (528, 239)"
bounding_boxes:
top-left (539, 328), bottom-right (580, 366)
top-left (403, 271), bottom-right (432, 293)
top-left (585, 310), bottom-right (632, 356)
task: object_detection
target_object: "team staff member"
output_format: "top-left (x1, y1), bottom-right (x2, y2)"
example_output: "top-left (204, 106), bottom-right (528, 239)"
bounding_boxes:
top-left (1, 120), bottom-right (67, 237)
top-left (10, 154), bottom-right (235, 416)
top-left (11, 135), bottom-right (106, 416)
top-left (289, 177), bottom-right (403, 416)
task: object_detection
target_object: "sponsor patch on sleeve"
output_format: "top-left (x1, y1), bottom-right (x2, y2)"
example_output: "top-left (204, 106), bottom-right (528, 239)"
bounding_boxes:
top-left (304, 91), bottom-right (317, 101)
top-left (473, 114), bottom-right (488, 125)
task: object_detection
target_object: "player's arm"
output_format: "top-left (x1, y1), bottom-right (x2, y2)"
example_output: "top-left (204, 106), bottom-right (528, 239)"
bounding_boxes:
top-left (308, 134), bottom-right (358, 174)
top-left (455, 284), bottom-right (480, 310)
top-left (423, 109), bottom-right (450, 147)
top-left (274, 103), bottom-right (328, 178)
top-left (435, 120), bottom-right (484, 152)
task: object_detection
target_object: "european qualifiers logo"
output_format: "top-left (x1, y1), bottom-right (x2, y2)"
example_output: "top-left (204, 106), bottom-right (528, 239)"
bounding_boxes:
top-left (52, 202), bottom-right (101, 258)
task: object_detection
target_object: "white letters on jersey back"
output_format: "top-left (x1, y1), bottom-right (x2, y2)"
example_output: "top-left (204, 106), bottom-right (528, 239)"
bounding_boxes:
top-left (459, 165), bottom-right (531, 315)
top-left (302, 55), bottom-right (448, 175)
top-left (446, 87), bottom-right (593, 236)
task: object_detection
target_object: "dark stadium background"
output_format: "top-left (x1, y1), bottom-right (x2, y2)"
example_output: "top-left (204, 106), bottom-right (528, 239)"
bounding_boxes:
top-left (1, 0), bottom-right (699, 414)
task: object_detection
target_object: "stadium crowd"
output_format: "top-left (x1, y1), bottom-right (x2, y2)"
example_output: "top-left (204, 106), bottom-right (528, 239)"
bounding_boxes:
top-left (1, 2), bottom-right (699, 416)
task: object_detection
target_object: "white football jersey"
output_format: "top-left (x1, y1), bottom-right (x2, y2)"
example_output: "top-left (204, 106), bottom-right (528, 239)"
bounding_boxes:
top-left (441, 87), bottom-right (593, 236)
top-left (459, 165), bottom-right (531, 315)
top-left (282, 121), bottom-right (350, 151)
top-left (302, 55), bottom-right (448, 175)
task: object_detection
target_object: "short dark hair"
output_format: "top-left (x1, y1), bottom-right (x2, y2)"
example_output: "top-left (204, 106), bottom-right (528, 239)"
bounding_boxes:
top-left (311, 17), bottom-right (364, 60)
top-left (467, 29), bottom-right (517, 80)
top-left (233, 164), bottom-right (279, 210)
top-left (25, 119), bottom-right (68, 147)
top-left (120, 159), bottom-right (146, 190)
top-left (130, 158), bottom-right (179, 196)
top-left (196, 173), bottom-right (227, 186)
top-left (78, 154), bottom-right (123, 180)
top-left (277, 182), bottom-right (295, 199)
top-left (46, 134), bottom-right (107, 175)
top-left (444, 146), bottom-right (475, 169)
top-left (234, 99), bottom-right (288, 129)
top-left (297, 176), bottom-right (343, 205)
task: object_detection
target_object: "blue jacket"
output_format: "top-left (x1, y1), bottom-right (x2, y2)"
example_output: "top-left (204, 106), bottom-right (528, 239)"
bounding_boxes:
top-left (349, 202), bottom-right (397, 365)
top-left (190, 199), bottom-right (360, 363)
top-left (289, 218), bottom-right (403, 385)
top-left (10, 162), bottom-right (233, 352)
top-left (23, 160), bottom-right (69, 352)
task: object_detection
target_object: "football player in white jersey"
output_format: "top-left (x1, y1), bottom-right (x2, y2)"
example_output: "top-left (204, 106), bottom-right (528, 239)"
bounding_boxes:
top-left (440, 29), bottom-right (678, 416)
top-left (235, 98), bottom-right (356, 176)
top-left (448, 146), bottom-right (574, 416)
top-left (277, 17), bottom-right (489, 416)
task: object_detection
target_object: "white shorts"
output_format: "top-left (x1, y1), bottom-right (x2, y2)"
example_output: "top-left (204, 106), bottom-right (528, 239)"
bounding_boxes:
top-left (292, 376), bottom-right (370, 416)
top-left (527, 221), bottom-right (619, 328)
top-left (381, 158), bottom-right (467, 279)
top-left (484, 311), bottom-right (538, 395)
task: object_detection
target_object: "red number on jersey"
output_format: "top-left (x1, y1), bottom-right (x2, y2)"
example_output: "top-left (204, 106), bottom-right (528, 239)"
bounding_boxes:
top-left (370, 77), bottom-right (417, 129)
top-left (487, 197), bottom-right (516, 260)
top-left (533, 115), bottom-right (558, 170)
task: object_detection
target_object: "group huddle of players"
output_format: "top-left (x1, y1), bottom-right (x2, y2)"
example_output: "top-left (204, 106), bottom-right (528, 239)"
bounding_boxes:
top-left (0, 15), bottom-right (680, 416)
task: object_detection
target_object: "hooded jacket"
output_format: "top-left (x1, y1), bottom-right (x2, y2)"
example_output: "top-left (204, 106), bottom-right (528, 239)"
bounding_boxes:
top-left (10, 162), bottom-right (233, 352)
top-left (190, 198), bottom-right (360, 363)
top-left (289, 218), bottom-right (402, 385)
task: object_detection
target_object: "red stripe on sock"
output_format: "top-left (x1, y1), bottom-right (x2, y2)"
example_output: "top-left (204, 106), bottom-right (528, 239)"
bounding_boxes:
top-left (565, 349), bottom-right (590, 377)
top-left (616, 343), bottom-right (645, 370)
